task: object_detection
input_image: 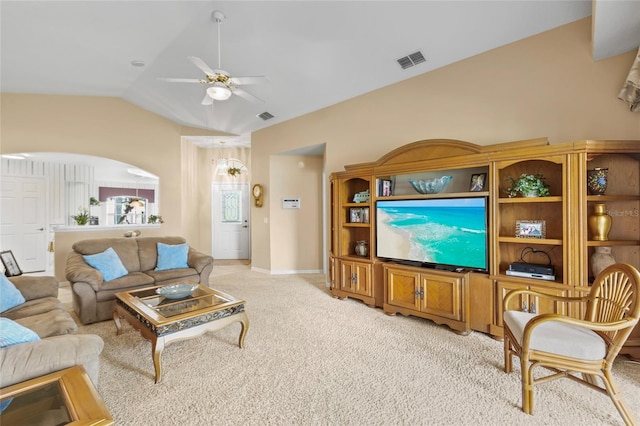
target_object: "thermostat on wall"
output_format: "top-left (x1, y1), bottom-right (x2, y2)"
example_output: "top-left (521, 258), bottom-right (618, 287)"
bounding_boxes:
top-left (282, 198), bottom-right (301, 209)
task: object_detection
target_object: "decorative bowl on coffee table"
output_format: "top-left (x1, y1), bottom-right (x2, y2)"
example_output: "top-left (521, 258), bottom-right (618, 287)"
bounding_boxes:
top-left (156, 283), bottom-right (199, 299)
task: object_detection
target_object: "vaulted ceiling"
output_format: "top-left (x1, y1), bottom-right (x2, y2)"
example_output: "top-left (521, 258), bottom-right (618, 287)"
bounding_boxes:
top-left (2, 1), bottom-right (639, 147)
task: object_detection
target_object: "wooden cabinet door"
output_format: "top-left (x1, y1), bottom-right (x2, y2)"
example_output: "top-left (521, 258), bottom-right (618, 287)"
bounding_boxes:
top-left (496, 281), bottom-right (526, 327)
top-left (353, 262), bottom-right (372, 297)
top-left (527, 282), bottom-right (568, 316)
top-left (386, 268), bottom-right (420, 310)
top-left (496, 280), bottom-right (568, 327)
top-left (339, 261), bottom-right (356, 293)
top-left (340, 260), bottom-right (371, 296)
top-left (420, 273), bottom-right (463, 321)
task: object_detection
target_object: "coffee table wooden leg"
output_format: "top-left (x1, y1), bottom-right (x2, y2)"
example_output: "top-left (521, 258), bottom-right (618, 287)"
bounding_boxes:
top-left (238, 312), bottom-right (249, 348)
top-left (113, 309), bottom-right (123, 335)
top-left (152, 337), bottom-right (164, 383)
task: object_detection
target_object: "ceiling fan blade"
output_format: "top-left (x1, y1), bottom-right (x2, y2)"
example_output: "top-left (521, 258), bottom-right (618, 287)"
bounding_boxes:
top-left (201, 93), bottom-right (213, 106)
top-left (230, 76), bottom-right (268, 85)
top-left (232, 87), bottom-right (264, 104)
top-left (158, 77), bottom-right (207, 84)
top-left (189, 56), bottom-right (216, 77)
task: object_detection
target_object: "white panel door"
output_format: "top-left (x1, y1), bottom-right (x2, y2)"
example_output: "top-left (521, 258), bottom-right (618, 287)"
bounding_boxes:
top-left (212, 183), bottom-right (250, 259)
top-left (0, 177), bottom-right (46, 272)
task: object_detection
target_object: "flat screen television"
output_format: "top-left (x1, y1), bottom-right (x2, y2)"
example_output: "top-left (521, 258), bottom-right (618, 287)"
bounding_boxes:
top-left (376, 197), bottom-right (488, 272)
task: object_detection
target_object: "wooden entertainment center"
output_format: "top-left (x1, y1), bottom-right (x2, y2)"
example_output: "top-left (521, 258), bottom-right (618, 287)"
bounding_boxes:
top-left (329, 138), bottom-right (640, 359)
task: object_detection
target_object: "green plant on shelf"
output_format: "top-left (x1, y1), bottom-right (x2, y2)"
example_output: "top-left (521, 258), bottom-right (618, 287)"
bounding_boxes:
top-left (72, 207), bottom-right (90, 225)
top-left (147, 215), bottom-right (164, 224)
top-left (505, 173), bottom-right (550, 198)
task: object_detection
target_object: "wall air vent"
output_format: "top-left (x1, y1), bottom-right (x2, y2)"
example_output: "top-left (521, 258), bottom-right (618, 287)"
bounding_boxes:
top-left (257, 112), bottom-right (275, 121)
top-left (396, 50), bottom-right (426, 70)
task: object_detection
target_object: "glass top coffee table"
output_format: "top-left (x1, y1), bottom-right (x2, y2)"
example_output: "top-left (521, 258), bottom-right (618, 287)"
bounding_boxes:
top-left (0, 365), bottom-right (113, 425)
top-left (114, 284), bottom-right (249, 383)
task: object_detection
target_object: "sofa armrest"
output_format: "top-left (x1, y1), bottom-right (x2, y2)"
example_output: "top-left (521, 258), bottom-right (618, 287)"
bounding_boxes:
top-left (9, 276), bottom-right (58, 301)
top-left (65, 251), bottom-right (103, 290)
top-left (188, 249), bottom-right (214, 274)
top-left (0, 334), bottom-right (104, 388)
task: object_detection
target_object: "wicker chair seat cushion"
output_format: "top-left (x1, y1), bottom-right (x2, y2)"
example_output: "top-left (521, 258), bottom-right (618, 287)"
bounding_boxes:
top-left (504, 310), bottom-right (606, 361)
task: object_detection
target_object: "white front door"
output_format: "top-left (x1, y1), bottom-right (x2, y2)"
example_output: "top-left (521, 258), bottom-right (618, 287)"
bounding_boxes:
top-left (0, 177), bottom-right (47, 272)
top-left (212, 183), bottom-right (250, 259)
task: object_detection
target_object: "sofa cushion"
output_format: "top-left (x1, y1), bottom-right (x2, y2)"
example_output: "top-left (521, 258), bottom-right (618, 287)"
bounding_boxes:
top-left (9, 275), bottom-right (58, 301)
top-left (0, 275), bottom-right (25, 313)
top-left (15, 310), bottom-right (77, 338)
top-left (73, 238), bottom-right (141, 272)
top-left (155, 242), bottom-right (189, 271)
top-left (92, 272), bottom-right (153, 294)
top-left (83, 247), bottom-right (129, 282)
top-left (0, 318), bottom-right (40, 347)
top-left (145, 267), bottom-right (199, 283)
top-left (137, 236), bottom-right (187, 272)
top-left (1, 297), bottom-right (64, 321)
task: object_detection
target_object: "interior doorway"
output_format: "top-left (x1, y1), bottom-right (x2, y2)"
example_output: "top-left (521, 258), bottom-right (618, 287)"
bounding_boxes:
top-left (212, 183), bottom-right (250, 259)
top-left (0, 177), bottom-right (47, 272)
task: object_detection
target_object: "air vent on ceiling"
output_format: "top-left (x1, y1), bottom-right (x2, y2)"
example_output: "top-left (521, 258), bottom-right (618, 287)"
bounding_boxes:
top-left (257, 112), bottom-right (275, 121)
top-left (396, 50), bottom-right (426, 70)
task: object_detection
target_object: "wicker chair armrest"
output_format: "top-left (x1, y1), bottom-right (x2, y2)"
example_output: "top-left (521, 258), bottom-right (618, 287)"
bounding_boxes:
top-left (503, 288), bottom-right (586, 311)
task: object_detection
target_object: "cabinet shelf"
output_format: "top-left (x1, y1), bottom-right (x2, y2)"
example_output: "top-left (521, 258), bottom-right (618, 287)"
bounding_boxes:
top-left (587, 240), bottom-right (640, 246)
top-left (586, 195), bottom-right (640, 202)
top-left (377, 191), bottom-right (489, 201)
top-left (498, 236), bottom-right (563, 245)
top-left (493, 272), bottom-right (563, 285)
top-left (343, 202), bottom-right (371, 207)
top-left (343, 223), bottom-right (370, 228)
top-left (498, 196), bottom-right (562, 204)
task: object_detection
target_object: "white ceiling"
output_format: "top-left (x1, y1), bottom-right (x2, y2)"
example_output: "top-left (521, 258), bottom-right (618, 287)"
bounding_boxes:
top-left (2, 1), bottom-right (639, 149)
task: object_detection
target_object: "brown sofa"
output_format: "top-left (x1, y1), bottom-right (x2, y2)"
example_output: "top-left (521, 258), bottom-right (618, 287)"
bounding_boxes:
top-left (66, 236), bottom-right (214, 325)
top-left (0, 275), bottom-right (104, 388)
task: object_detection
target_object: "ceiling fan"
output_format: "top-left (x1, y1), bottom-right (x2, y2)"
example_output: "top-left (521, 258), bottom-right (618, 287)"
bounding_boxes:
top-left (159, 10), bottom-right (267, 106)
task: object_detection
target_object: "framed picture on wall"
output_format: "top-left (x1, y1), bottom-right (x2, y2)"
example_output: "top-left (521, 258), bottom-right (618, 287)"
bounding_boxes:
top-left (469, 173), bottom-right (487, 192)
top-left (1, 250), bottom-right (22, 277)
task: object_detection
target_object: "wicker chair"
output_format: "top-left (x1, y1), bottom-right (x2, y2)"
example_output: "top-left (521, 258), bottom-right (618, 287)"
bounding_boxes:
top-left (503, 263), bottom-right (640, 426)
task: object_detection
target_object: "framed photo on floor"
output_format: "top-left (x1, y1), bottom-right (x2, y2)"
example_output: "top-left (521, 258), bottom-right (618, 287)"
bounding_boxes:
top-left (1, 250), bottom-right (22, 277)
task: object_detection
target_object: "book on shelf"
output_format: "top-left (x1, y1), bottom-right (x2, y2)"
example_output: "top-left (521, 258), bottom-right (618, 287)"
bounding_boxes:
top-left (377, 179), bottom-right (393, 197)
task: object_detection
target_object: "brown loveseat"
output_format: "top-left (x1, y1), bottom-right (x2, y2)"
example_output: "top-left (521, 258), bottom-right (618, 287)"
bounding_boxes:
top-left (66, 236), bottom-right (214, 325)
top-left (0, 275), bottom-right (104, 388)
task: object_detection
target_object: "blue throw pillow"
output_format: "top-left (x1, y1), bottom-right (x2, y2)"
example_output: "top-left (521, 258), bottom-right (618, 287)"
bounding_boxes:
top-left (0, 318), bottom-right (40, 348)
top-left (155, 242), bottom-right (189, 271)
top-left (0, 275), bottom-right (25, 313)
top-left (83, 247), bottom-right (128, 282)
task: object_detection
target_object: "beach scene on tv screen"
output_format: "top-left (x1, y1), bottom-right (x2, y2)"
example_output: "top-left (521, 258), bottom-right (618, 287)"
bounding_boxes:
top-left (377, 198), bottom-right (487, 269)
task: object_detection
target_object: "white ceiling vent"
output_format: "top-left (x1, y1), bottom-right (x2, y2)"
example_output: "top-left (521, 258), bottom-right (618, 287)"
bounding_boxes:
top-left (396, 51), bottom-right (426, 70)
top-left (257, 112), bottom-right (275, 121)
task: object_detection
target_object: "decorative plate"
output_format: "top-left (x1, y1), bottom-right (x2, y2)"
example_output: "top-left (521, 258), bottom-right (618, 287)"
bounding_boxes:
top-left (156, 283), bottom-right (199, 299)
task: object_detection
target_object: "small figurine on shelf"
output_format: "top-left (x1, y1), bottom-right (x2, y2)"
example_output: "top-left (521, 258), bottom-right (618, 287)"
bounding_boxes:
top-left (353, 189), bottom-right (370, 203)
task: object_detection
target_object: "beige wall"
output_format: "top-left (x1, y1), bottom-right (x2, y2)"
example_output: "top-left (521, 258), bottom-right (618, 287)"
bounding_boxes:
top-left (267, 154), bottom-right (324, 273)
top-left (0, 94), bottom-right (221, 279)
top-left (251, 18), bottom-right (640, 271)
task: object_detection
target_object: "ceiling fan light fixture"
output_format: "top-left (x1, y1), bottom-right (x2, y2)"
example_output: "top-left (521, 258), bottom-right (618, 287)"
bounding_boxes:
top-left (207, 82), bottom-right (232, 101)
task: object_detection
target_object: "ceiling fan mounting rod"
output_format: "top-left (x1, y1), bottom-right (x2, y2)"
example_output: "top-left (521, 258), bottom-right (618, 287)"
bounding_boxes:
top-left (212, 10), bottom-right (225, 70)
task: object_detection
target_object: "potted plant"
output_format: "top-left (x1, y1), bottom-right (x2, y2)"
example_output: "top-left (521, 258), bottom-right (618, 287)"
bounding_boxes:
top-left (89, 197), bottom-right (100, 206)
top-left (505, 173), bottom-right (550, 198)
top-left (72, 207), bottom-right (90, 225)
top-left (147, 215), bottom-right (164, 224)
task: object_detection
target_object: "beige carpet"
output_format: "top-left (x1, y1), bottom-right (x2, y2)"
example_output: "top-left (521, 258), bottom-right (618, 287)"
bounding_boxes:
top-left (74, 269), bottom-right (640, 426)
